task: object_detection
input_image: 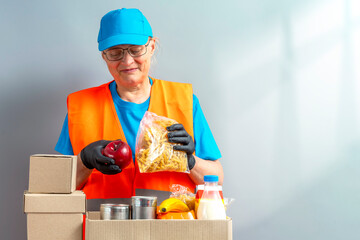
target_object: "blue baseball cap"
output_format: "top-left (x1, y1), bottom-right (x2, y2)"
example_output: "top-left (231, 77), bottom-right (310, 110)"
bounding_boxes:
top-left (98, 8), bottom-right (153, 51)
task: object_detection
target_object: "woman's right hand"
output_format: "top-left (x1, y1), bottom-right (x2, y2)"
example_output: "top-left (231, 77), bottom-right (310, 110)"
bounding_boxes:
top-left (80, 140), bottom-right (122, 175)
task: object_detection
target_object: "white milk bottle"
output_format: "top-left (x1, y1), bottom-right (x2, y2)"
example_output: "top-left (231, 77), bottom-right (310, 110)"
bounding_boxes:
top-left (197, 175), bottom-right (226, 220)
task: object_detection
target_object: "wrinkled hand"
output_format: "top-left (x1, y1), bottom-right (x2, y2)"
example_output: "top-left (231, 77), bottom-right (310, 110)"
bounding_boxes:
top-left (167, 124), bottom-right (196, 170)
top-left (80, 140), bottom-right (122, 175)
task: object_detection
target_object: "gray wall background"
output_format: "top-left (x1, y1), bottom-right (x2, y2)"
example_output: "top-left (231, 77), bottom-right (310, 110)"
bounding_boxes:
top-left (1, 0), bottom-right (359, 239)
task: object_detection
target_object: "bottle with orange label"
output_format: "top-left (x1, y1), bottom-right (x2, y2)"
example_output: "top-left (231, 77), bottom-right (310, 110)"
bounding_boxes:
top-left (196, 175), bottom-right (226, 220)
top-left (195, 184), bottom-right (223, 216)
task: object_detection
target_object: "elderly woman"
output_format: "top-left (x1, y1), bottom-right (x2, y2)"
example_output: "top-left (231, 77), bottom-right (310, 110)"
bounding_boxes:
top-left (55, 8), bottom-right (223, 207)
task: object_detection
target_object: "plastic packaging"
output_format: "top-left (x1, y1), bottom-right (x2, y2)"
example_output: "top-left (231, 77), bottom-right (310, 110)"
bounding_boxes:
top-left (196, 175), bottom-right (226, 220)
top-left (169, 184), bottom-right (196, 210)
top-left (135, 111), bottom-right (189, 173)
top-left (223, 197), bottom-right (235, 211)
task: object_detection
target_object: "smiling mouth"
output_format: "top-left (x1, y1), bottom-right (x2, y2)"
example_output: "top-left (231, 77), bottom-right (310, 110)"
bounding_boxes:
top-left (121, 68), bottom-right (137, 73)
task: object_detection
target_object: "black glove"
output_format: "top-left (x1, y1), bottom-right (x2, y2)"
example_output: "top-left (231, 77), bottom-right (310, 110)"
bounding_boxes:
top-left (167, 124), bottom-right (196, 170)
top-left (80, 140), bottom-right (122, 175)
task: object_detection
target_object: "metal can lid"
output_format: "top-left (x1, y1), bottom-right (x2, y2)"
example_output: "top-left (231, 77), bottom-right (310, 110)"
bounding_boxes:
top-left (131, 196), bottom-right (157, 207)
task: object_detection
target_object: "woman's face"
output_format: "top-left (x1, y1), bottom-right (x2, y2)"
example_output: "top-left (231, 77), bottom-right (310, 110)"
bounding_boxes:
top-left (102, 39), bottom-right (155, 88)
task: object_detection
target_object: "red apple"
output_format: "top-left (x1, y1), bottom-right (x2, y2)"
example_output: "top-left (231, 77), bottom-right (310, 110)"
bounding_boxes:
top-left (102, 140), bottom-right (132, 169)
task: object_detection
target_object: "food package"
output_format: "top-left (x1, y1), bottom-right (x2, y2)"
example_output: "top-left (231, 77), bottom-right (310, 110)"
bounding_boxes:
top-left (135, 111), bottom-right (189, 173)
top-left (169, 184), bottom-right (195, 211)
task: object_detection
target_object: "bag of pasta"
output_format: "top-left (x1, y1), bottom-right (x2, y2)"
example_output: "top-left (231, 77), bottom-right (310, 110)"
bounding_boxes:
top-left (135, 111), bottom-right (189, 173)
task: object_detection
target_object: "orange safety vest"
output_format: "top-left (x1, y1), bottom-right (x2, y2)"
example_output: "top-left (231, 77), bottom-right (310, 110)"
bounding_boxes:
top-left (67, 78), bottom-right (195, 200)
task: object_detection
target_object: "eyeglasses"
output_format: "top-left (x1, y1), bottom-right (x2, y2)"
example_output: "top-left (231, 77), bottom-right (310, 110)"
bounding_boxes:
top-left (103, 39), bottom-right (151, 61)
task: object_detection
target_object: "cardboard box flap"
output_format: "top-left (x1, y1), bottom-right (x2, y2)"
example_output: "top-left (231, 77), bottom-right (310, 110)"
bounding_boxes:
top-left (24, 191), bottom-right (86, 213)
top-left (31, 154), bottom-right (75, 158)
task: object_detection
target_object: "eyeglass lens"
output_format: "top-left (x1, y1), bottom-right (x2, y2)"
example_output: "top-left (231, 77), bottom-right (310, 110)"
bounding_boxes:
top-left (106, 45), bottom-right (146, 60)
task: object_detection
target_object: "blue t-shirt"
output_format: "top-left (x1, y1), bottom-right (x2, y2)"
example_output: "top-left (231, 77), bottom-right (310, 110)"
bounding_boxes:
top-left (55, 80), bottom-right (221, 161)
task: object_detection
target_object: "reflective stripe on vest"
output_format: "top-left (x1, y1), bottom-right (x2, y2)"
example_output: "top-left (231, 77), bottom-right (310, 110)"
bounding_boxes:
top-left (68, 78), bottom-right (196, 199)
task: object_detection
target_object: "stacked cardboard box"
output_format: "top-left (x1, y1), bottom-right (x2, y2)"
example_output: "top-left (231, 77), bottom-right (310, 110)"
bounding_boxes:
top-left (24, 154), bottom-right (86, 240)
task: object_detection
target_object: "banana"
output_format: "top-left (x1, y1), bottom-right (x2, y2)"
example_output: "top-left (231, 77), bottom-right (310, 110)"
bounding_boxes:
top-left (159, 198), bottom-right (190, 213)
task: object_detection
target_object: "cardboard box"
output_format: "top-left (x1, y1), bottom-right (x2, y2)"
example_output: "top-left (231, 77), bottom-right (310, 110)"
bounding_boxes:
top-left (24, 191), bottom-right (86, 240)
top-left (24, 191), bottom-right (86, 213)
top-left (28, 154), bottom-right (77, 193)
top-left (27, 213), bottom-right (84, 240)
top-left (85, 212), bottom-right (232, 240)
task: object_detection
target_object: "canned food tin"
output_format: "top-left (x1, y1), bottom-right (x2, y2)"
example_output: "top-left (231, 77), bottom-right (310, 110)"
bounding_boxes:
top-left (100, 204), bottom-right (130, 220)
top-left (131, 196), bottom-right (157, 219)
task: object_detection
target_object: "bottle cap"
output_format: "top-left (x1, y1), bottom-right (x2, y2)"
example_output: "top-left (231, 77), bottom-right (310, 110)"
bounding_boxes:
top-left (204, 175), bottom-right (218, 182)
